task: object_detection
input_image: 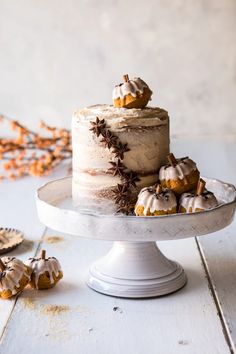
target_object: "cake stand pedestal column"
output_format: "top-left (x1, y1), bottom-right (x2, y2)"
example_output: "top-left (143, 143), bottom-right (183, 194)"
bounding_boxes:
top-left (87, 241), bottom-right (187, 298)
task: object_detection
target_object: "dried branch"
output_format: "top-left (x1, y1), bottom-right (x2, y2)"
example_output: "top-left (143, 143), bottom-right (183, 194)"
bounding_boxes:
top-left (0, 114), bottom-right (72, 180)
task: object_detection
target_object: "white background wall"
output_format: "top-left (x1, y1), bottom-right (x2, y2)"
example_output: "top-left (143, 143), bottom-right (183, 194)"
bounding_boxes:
top-left (0, 0), bottom-right (235, 139)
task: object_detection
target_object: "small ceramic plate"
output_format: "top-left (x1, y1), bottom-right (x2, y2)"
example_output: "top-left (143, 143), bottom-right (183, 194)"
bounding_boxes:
top-left (0, 228), bottom-right (24, 254)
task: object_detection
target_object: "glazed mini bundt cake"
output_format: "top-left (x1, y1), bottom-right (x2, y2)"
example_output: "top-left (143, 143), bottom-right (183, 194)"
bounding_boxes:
top-left (112, 75), bottom-right (153, 109)
top-left (179, 178), bottom-right (218, 213)
top-left (0, 257), bottom-right (31, 299)
top-left (135, 184), bottom-right (177, 216)
top-left (26, 250), bottom-right (63, 290)
top-left (159, 153), bottom-right (200, 195)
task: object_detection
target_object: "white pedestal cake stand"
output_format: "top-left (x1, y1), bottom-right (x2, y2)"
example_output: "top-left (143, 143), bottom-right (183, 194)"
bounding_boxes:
top-left (36, 177), bottom-right (236, 298)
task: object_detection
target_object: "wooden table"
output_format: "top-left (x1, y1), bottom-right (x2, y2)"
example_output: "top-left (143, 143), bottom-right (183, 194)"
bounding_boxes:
top-left (0, 139), bottom-right (235, 354)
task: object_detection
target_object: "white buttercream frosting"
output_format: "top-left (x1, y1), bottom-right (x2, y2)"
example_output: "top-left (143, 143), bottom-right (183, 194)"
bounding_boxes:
top-left (179, 190), bottom-right (218, 212)
top-left (135, 185), bottom-right (177, 215)
top-left (73, 104), bottom-right (168, 128)
top-left (26, 256), bottom-right (62, 289)
top-left (112, 77), bottom-right (151, 99)
top-left (72, 104), bottom-right (169, 209)
top-left (0, 257), bottom-right (30, 295)
top-left (159, 157), bottom-right (197, 181)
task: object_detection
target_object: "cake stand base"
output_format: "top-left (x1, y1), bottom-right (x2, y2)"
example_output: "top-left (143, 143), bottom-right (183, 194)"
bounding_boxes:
top-left (87, 241), bottom-right (187, 298)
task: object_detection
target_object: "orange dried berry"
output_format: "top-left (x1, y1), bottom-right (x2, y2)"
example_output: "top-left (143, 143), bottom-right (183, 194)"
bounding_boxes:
top-left (45, 155), bottom-right (53, 164)
top-left (18, 169), bottom-right (25, 177)
top-left (58, 129), bottom-right (64, 137)
top-left (17, 151), bottom-right (26, 160)
top-left (19, 127), bottom-right (28, 135)
top-left (15, 136), bottom-right (24, 145)
top-left (62, 138), bottom-right (69, 145)
top-left (1, 139), bottom-right (8, 145)
top-left (8, 173), bottom-right (16, 180)
top-left (10, 121), bottom-right (18, 130)
top-left (9, 159), bottom-right (17, 168)
top-left (3, 162), bottom-right (11, 170)
top-left (53, 147), bottom-right (62, 157)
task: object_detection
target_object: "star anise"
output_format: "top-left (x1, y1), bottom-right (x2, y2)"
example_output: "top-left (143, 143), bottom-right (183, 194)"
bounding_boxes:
top-left (89, 117), bottom-right (106, 137)
top-left (89, 116), bottom-right (141, 215)
top-left (111, 183), bottom-right (129, 204)
top-left (112, 142), bottom-right (130, 160)
top-left (122, 171), bottom-right (140, 187)
top-left (100, 130), bottom-right (118, 149)
top-left (117, 201), bottom-right (134, 215)
top-left (108, 159), bottom-right (126, 177)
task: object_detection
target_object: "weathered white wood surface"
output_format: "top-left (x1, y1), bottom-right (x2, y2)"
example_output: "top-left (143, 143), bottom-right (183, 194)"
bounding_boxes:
top-left (175, 139), bottom-right (236, 353)
top-left (0, 140), bottom-right (235, 354)
top-left (0, 177), bottom-right (45, 336)
top-left (192, 141), bottom-right (236, 353)
top-left (0, 232), bottom-right (232, 354)
top-left (0, 170), bottom-right (63, 337)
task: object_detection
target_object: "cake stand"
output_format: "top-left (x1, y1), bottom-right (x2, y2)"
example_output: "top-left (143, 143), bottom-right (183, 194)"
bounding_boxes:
top-left (36, 177), bottom-right (236, 298)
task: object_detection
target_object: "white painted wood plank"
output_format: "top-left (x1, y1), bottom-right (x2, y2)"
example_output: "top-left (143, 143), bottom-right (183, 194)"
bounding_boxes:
top-left (0, 230), bottom-right (231, 354)
top-left (0, 169), bottom-right (67, 337)
top-left (197, 223), bottom-right (236, 353)
top-left (191, 140), bottom-right (236, 351)
top-left (0, 178), bottom-right (44, 335)
top-left (174, 139), bottom-right (236, 352)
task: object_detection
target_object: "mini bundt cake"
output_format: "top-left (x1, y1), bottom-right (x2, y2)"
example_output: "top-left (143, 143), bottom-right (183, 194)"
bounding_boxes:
top-left (0, 257), bottom-right (31, 299)
top-left (113, 75), bottom-right (152, 109)
top-left (26, 250), bottom-right (63, 290)
top-left (179, 178), bottom-right (218, 213)
top-left (159, 153), bottom-right (200, 195)
top-left (135, 184), bottom-right (177, 216)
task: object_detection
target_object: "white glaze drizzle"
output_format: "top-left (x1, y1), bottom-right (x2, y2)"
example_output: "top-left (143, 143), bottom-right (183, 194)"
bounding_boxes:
top-left (26, 257), bottom-right (62, 289)
top-left (112, 77), bottom-right (151, 100)
top-left (0, 257), bottom-right (30, 295)
top-left (179, 190), bottom-right (218, 212)
top-left (135, 185), bottom-right (177, 215)
top-left (159, 157), bottom-right (197, 181)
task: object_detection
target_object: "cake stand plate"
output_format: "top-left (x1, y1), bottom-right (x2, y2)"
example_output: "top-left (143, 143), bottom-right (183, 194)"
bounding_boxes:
top-left (36, 177), bottom-right (236, 298)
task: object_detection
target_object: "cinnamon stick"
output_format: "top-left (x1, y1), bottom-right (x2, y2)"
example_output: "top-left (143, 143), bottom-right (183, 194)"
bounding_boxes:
top-left (0, 259), bottom-right (5, 272)
top-left (183, 176), bottom-right (189, 185)
top-left (167, 153), bottom-right (177, 167)
top-left (196, 178), bottom-right (206, 196)
top-left (40, 249), bottom-right (46, 260)
top-left (123, 74), bottom-right (129, 83)
top-left (156, 184), bottom-right (162, 194)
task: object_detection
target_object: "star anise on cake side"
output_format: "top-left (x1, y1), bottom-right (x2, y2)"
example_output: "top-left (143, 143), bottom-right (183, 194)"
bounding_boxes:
top-left (89, 117), bottom-right (106, 137)
top-left (100, 130), bottom-right (118, 149)
top-left (111, 183), bottom-right (129, 204)
top-left (112, 142), bottom-right (130, 160)
top-left (89, 116), bottom-right (141, 215)
top-left (108, 159), bottom-right (126, 177)
top-left (117, 201), bottom-right (134, 215)
top-left (122, 171), bottom-right (140, 187)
